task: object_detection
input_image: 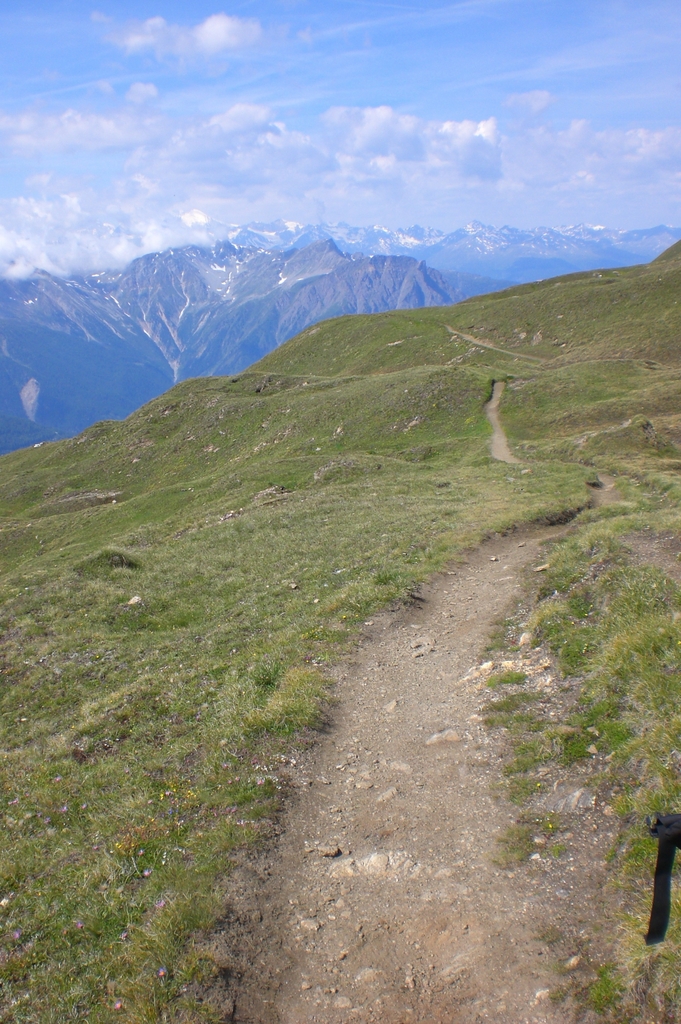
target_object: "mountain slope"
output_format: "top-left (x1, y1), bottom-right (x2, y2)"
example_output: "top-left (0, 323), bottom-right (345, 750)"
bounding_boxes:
top-left (0, 273), bottom-right (174, 453)
top-left (2, 246), bottom-right (681, 1017)
top-left (0, 240), bottom-right (504, 452)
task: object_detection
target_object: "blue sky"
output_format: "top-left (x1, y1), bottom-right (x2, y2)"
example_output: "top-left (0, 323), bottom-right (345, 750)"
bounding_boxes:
top-left (0, 0), bottom-right (679, 274)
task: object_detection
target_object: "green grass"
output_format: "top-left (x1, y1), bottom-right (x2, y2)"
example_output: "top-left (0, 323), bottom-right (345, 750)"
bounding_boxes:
top-left (0, 357), bottom-right (591, 1020)
top-left (3, 243), bottom-right (681, 1020)
top-left (494, 813), bottom-right (561, 866)
top-left (589, 965), bottom-right (626, 1014)
top-left (487, 669), bottom-right (528, 688)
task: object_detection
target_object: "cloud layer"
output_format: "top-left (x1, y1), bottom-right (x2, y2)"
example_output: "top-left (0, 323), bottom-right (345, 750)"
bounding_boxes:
top-left (110, 13), bottom-right (262, 60)
top-left (0, 97), bottom-right (679, 277)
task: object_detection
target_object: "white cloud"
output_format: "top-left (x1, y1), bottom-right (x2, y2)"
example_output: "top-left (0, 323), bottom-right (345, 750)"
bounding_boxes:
top-left (502, 120), bottom-right (681, 193)
top-left (126, 82), bottom-right (158, 104)
top-left (111, 13), bottom-right (262, 61)
top-left (208, 103), bottom-right (272, 134)
top-left (0, 107), bottom-right (163, 154)
top-left (504, 90), bottom-right (554, 115)
top-left (181, 209), bottom-right (210, 226)
top-left (0, 101), bottom-right (679, 277)
top-left (193, 13), bottom-right (261, 54)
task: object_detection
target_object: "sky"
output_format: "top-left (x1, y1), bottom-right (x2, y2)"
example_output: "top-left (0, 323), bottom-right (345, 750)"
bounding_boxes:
top-left (0, 0), bottom-right (680, 275)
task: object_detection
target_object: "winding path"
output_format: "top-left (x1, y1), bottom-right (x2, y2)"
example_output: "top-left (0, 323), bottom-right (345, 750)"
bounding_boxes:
top-left (444, 326), bottom-right (545, 364)
top-left (206, 530), bottom-right (615, 1024)
top-left (485, 381), bottom-right (521, 464)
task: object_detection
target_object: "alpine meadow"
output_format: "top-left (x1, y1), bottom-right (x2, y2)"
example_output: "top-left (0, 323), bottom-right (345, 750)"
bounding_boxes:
top-left (3, 241), bottom-right (681, 1021)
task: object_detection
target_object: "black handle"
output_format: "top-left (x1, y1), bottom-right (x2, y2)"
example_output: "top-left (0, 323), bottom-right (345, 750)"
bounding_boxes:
top-left (646, 836), bottom-right (677, 945)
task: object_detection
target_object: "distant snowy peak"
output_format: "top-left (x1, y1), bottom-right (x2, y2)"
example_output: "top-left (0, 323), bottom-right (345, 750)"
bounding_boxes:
top-left (222, 220), bottom-right (681, 282)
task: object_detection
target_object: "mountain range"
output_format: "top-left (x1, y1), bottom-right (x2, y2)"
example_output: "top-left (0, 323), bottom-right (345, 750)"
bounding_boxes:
top-left (2, 219), bottom-right (680, 455)
top-left (0, 239), bottom-right (497, 454)
top-left (224, 220), bottom-right (681, 281)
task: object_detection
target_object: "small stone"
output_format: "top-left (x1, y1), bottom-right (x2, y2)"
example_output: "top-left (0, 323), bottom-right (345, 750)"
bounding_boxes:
top-left (410, 636), bottom-right (434, 657)
top-left (355, 968), bottom-right (380, 984)
top-left (329, 858), bottom-right (355, 878)
top-left (318, 845), bottom-right (341, 858)
top-left (391, 761), bottom-right (412, 773)
top-left (530, 852), bottom-right (541, 860)
top-left (300, 918), bottom-right (320, 932)
top-left (490, 556), bottom-right (499, 561)
top-left (519, 631), bottom-right (532, 646)
top-left (603, 805), bottom-right (615, 817)
top-left (376, 787), bottom-right (397, 803)
top-left (546, 787), bottom-right (595, 813)
top-left (357, 852), bottom-right (389, 875)
top-left (383, 699), bottom-right (397, 713)
top-left (587, 744), bottom-right (598, 755)
top-left (301, 981), bottom-right (312, 990)
top-left (518, 541), bottom-right (526, 547)
top-left (334, 996), bottom-right (352, 1009)
top-left (127, 595), bottom-right (142, 605)
top-left (355, 779), bottom-right (374, 790)
top-left (533, 563), bottom-right (550, 572)
top-left (426, 729), bottom-right (461, 746)
top-left (565, 955), bottom-right (581, 970)
top-left (289, 582), bottom-right (298, 590)
top-left (338, 949), bottom-right (349, 960)
top-left (534, 989), bottom-right (550, 1003)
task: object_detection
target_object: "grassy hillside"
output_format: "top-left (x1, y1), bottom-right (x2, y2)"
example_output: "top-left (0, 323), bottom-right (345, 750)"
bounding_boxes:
top-left (1, 243), bottom-right (681, 1021)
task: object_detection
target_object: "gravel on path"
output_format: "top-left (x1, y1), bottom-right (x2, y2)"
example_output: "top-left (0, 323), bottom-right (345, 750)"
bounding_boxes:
top-left (200, 524), bottom-right (617, 1023)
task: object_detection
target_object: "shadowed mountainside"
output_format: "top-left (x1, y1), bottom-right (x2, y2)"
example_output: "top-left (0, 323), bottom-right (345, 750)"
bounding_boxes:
top-left (0, 239), bottom-right (504, 453)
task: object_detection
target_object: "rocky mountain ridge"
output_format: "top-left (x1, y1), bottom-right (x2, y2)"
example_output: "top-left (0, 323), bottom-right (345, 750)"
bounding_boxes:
top-left (225, 220), bottom-right (681, 281)
top-left (0, 239), bottom-right (497, 453)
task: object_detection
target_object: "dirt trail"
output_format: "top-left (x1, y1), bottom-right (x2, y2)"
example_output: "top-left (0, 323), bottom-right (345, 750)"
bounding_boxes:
top-left (485, 382), bottom-right (521, 464)
top-left (444, 327), bottom-right (545, 364)
top-left (589, 473), bottom-right (620, 507)
top-left (203, 524), bottom-right (617, 1024)
top-left (197, 407), bottom-right (623, 1022)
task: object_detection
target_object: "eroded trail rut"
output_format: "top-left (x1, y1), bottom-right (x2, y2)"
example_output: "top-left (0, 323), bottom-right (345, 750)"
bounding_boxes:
top-left (206, 526), bottom-right (615, 1024)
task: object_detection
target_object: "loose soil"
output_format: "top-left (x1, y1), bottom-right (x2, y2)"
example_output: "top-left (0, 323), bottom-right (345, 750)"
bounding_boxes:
top-left (197, 517), bottom-right (622, 1024)
top-left (485, 382), bottom-right (521, 464)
